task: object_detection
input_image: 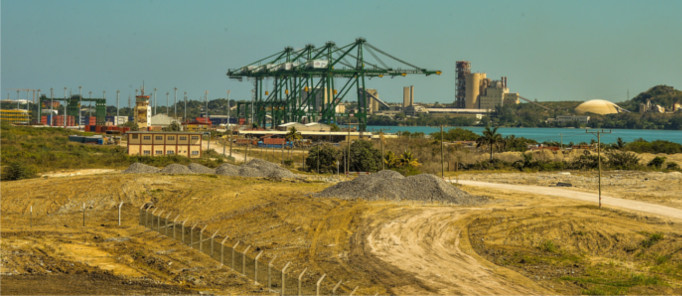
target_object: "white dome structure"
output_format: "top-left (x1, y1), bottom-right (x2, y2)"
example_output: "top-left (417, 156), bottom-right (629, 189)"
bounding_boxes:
top-left (575, 99), bottom-right (620, 115)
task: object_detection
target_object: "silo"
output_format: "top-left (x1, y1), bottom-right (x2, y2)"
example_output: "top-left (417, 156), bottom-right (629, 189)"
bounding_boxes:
top-left (465, 73), bottom-right (486, 109)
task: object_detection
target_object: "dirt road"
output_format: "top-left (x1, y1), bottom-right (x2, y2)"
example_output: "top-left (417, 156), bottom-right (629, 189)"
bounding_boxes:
top-left (455, 180), bottom-right (682, 221)
top-left (366, 207), bottom-right (550, 295)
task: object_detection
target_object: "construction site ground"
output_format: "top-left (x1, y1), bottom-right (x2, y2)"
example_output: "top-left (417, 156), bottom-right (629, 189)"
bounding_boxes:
top-left (1, 168), bottom-right (681, 295)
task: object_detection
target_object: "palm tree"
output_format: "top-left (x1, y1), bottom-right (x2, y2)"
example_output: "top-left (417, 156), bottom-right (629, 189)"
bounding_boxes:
top-left (285, 126), bottom-right (302, 147)
top-left (476, 125), bottom-right (504, 162)
top-left (398, 150), bottom-right (421, 168)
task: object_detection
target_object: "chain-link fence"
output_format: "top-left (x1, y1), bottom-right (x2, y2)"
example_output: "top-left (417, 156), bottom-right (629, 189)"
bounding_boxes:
top-left (139, 207), bottom-right (360, 295)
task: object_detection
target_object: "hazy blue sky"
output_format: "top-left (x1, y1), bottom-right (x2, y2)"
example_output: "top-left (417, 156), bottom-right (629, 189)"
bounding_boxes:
top-left (2, 0), bottom-right (681, 106)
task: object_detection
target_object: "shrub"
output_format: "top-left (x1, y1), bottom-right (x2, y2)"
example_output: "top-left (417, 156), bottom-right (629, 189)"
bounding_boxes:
top-left (606, 150), bottom-right (641, 170)
top-left (647, 156), bottom-right (666, 169)
top-left (665, 162), bottom-right (680, 171)
top-left (1, 162), bottom-right (38, 181)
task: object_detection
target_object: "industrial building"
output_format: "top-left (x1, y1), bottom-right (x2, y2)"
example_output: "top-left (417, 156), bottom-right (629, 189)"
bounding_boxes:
top-left (402, 86), bottom-right (414, 108)
top-left (455, 61), bottom-right (520, 110)
top-left (0, 109), bottom-right (30, 124)
top-left (126, 131), bottom-right (203, 158)
top-left (575, 99), bottom-right (621, 115)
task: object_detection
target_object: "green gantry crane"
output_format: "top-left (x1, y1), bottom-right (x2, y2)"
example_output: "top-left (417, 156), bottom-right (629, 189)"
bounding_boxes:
top-left (226, 38), bottom-right (441, 131)
top-left (38, 95), bottom-right (107, 125)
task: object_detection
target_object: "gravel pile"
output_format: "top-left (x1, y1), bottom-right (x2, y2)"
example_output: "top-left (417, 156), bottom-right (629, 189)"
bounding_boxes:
top-left (123, 159), bottom-right (296, 179)
top-left (123, 163), bottom-right (161, 174)
top-left (316, 170), bottom-right (487, 205)
top-left (215, 163), bottom-right (241, 176)
top-left (158, 164), bottom-right (195, 175)
top-left (243, 159), bottom-right (296, 179)
top-left (188, 163), bottom-right (216, 174)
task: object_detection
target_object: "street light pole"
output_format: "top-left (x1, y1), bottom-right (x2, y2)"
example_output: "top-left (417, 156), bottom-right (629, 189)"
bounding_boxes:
top-left (174, 87), bottom-right (178, 119)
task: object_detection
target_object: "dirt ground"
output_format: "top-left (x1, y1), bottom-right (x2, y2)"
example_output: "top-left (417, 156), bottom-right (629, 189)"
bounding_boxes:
top-left (1, 170), bottom-right (680, 294)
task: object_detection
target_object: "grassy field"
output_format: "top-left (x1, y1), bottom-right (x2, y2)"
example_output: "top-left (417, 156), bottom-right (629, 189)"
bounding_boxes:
top-left (0, 123), bottom-right (227, 178)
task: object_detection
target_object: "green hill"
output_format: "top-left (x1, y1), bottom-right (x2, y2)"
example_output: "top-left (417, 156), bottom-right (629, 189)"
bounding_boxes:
top-left (620, 85), bottom-right (682, 112)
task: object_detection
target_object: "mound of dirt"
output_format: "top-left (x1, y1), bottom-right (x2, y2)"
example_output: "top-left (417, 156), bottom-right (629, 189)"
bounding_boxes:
top-left (187, 163), bottom-right (215, 174)
top-left (316, 170), bottom-right (486, 205)
top-left (158, 164), bottom-right (195, 175)
top-left (122, 163), bottom-right (160, 174)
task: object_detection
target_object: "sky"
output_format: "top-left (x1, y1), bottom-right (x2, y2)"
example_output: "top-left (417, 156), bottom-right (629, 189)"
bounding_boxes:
top-left (2, 0), bottom-right (681, 107)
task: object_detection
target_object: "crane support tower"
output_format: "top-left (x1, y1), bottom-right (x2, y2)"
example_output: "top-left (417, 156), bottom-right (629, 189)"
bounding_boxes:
top-left (227, 38), bottom-right (441, 131)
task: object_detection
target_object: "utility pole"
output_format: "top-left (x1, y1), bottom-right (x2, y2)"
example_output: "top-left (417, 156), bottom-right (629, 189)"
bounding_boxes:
top-left (440, 125), bottom-right (445, 179)
top-left (174, 87), bottom-right (178, 119)
top-left (346, 119), bottom-right (351, 175)
top-left (153, 88), bottom-right (157, 115)
top-left (226, 90), bottom-right (231, 128)
top-left (88, 91), bottom-right (92, 119)
top-left (585, 129), bottom-right (611, 208)
top-left (204, 90), bottom-right (209, 124)
top-left (380, 130), bottom-right (384, 171)
top-left (184, 92), bottom-right (188, 123)
top-left (116, 90), bottom-right (120, 119)
top-left (560, 133), bottom-right (563, 151)
top-left (78, 86), bottom-right (82, 128)
top-left (166, 92), bottom-right (170, 116)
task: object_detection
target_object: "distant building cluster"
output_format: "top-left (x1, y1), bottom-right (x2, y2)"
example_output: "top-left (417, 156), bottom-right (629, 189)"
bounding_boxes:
top-left (455, 61), bottom-right (520, 110)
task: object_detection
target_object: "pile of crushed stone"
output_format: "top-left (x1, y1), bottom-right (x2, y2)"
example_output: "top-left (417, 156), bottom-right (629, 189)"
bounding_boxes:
top-left (158, 164), bottom-right (195, 175)
top-left (315, 170), bottom-right (487, 205)
top-left (122, 162), bottom-right (161, 174)
top-left (123, 159), bottom-right (296, 179)
top-left (188, 163), bottom-right (216, 174)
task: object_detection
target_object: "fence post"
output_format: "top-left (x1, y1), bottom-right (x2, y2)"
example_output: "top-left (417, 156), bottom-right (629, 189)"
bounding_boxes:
top-left (190, 222), bottom-right (199, 247)
top-left (268, 255), bottom-right (277, 290)
top-left (118, 202), bottom-right (124, 226)
top-left (145, 207), bottom-right (150, 227)
top-left (220, 236), bottom-right (229, 267)
top-left (316, 274), bottom-right (326, 296)
top-left (232, 241), bottom-right (240, 269)
top-left (332, 280), bottom-right (343, 295)
top-left (181, 219), bottom-right (188, 243)
top-left (254, 251), bottom-right (263, 284)
top-left (241, 245), bottom-right (251, 275)
top-left (164, 213), bottom-right (171, 235)
top-left (199, 225), bottom-right (207, 252)
top-left (139, 204), bottom-right (145, 226)
top-left (30, 205), bottom-right (33, 229)
top-left (157, 210), bottom-right (164, 232)
top-left (82, 203), bottom-right (86, 227)
top-left (349, 286), bottom-right (358, 296)
top-left (281, 261), bottom-right (291, 296)
top-left (210, 230), bottom-right (219, 256)
top-left (172, 215), bottom-right (180, 239)
top-left (297, 267), bottom-right (307, 296)
top-left (150, 208), bottom-right (158, 229)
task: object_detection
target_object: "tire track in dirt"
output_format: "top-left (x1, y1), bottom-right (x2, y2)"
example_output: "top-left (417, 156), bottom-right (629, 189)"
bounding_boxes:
top-left (366, 207), bottom-right (549, 295)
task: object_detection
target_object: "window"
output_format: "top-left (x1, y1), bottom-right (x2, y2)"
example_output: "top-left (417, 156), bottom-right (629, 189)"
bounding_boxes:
top-left (179, 136), bottom-right (187, 141)
top-left (191, 151), bottom-right (199, 156)
top-left (132, 134), bottom-right (138, 139)
top-left (155, 136), bottom-right (163, 140)
top-left (156, 150), bottom-right (163, 155)
top-left (143, 136), bottom-right (151, 140)
top-left (143, 150), bottom-right (151, 155)
top-left (167, 136), bottom-right (175, 140)
top-left (167, 150), bottom-right (174, 155)
top-left (191, 136), bottom-right (199, 140)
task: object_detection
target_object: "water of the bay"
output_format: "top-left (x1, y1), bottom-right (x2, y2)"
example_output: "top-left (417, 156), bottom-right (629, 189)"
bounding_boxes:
top-left (365, 126), bottom-right (682, 144)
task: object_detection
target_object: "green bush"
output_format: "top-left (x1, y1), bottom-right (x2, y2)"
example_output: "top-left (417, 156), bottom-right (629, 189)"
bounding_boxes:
top-left (665, 162), bottom-right (680, 171)
top-left (1, 161), bottom-right (38, 181)
top-left (647, 156), bottom-right (666, 169)
top-left (606, 150), bottom-right (641, 170)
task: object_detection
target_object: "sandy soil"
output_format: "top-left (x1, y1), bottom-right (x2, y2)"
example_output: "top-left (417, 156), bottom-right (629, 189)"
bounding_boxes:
top-left (2, 170), bottom-right (679, 294)
top-left (366, 207), bottom-right (550, 295)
